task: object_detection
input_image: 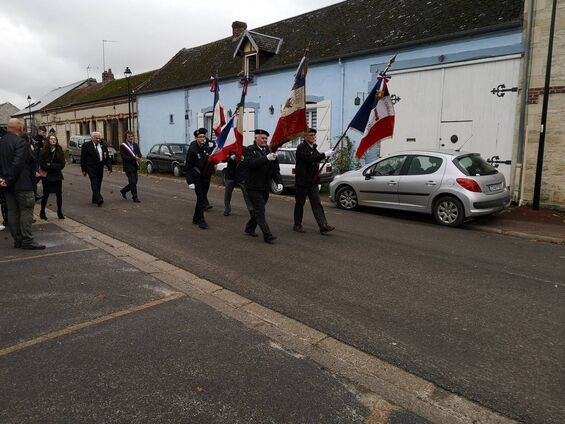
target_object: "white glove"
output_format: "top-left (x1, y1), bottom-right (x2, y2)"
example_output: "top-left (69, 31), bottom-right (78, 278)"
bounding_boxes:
top-left (276, 184), bottom-right (283, 192)
top-left (188, 184), bottom-right (195, 190)
top-left (229, 154), bottom-right (236, 160)
top-left (266, 153), bottom-right (277, 161)
top-left (324, 150), bottom-right (334, 158)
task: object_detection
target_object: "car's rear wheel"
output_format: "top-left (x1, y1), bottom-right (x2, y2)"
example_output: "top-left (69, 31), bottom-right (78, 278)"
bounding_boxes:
top-left (172, 163), bottom-right (182, 177)
top-left (433, 196), bottom-right (465, 227)
top-left (336, 185), bottom-right (358, 210)
top-left (146, 161), bottom-right (154, 174)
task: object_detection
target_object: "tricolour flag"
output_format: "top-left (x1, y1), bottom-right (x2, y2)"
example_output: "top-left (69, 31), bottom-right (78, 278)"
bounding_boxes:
top-left (210, 77), bottom-right (226, 137)
top-left (269, 54), bottom-right (308, 152)
top-left (350, 75), bottom-right (395, 159)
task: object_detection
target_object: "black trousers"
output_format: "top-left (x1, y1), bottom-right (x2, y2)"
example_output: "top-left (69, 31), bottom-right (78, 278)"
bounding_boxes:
top-left (245, 189), bottom-right (272, 238)
top-left (41, 180), bottom-right (63, 212)
top-left (0, 189), bottom-right (8, 224)
top-left (88, 167), bottom-right (104, 204)
top-left (193, 178), bottom-right (211, 224)
top-left (294, 184), bottom-right (328, 229)
top-left (122, 168), bottom-right (138, 199)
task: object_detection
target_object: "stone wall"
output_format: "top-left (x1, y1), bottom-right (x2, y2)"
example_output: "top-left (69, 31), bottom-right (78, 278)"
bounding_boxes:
top-left (523, 0), bottom-right (565, 208)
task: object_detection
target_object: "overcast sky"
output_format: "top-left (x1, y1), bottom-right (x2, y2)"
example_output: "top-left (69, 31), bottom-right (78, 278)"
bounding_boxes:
top-left (0, 0), bottom-right (343, 110)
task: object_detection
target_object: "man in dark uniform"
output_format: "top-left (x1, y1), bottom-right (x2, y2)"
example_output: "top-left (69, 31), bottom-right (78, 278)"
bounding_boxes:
top-left (242, 129), bottom-right (282, 244)
top-left (32, 126), bottom-right (47, 152)
top-left (294, 128), bottom-right (335, 234)
top-left (185, 128), bottom-right (214, 229)
top-left (81, 131), bottom-right (112, 206)
top-left (222, 150), bottom-right (253, 216)
top-left (119, 130), bottom-right (142, 203)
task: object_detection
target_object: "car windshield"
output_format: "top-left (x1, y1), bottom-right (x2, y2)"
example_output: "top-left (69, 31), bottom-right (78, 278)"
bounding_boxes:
top-left (169, 144), bottom-right (188, 155)
top-left (454, 154), bottom-right (498, 176)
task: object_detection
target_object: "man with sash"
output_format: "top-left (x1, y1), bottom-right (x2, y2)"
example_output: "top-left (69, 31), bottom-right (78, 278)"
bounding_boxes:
top-left (119, 130), bottom-right (142, 203)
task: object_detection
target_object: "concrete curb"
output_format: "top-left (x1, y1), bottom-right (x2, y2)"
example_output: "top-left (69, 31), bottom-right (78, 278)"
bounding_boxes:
top-left (48, 210), bottom-right (519, 424)
top-left (469, 225), bottom-right (565, 245)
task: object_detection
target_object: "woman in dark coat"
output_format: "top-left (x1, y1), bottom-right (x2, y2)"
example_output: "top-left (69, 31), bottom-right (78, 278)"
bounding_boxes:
top-left (39, 135), bottom-right (66, 220)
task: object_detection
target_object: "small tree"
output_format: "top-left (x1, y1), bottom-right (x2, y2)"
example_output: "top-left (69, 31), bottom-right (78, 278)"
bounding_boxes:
top-left (331, 136), bottom-right (361, 174)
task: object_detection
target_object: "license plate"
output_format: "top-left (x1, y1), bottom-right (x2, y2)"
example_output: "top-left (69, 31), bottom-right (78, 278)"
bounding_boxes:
top-left (488, 182), bottom-right (503, 192)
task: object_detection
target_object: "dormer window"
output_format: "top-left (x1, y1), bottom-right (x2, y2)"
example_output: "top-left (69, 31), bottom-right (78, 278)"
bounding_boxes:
top-left (245, 54), bottom-right (257, 77)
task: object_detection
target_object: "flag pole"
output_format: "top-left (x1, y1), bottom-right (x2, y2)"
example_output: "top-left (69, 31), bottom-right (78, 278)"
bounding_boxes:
top-left (209, 73), bottom-right (218, 141)
top-left (313, 54), bottom-right (397, 181)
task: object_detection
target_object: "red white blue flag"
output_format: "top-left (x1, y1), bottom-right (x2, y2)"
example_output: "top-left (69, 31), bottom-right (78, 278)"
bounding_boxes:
top-left (210, 77), bottom-right (226, 137)
top-left (269, 54), bottom-right (308, 152)
top-left (349, 75), bottom-right (395, 159)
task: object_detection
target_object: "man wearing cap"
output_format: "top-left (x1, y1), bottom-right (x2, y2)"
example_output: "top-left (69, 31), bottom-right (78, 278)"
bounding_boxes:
top-left (185, 128), bottom-right (214, 229)
top-left (294, 128), bottom-right (335, 234)
top-left (241, 129), bottom-right (282, 244)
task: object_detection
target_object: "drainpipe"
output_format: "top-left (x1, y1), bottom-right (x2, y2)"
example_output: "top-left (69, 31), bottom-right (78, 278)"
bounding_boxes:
top-left (515, 0), bottom-right (535, 204)
top-left (339, 58), bottom-right (345, 135)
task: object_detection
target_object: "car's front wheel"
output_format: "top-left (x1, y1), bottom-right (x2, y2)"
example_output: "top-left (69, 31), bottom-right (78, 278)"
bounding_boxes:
top-left (336, 185), bottom-right (358, 210)
top-left (433, 196), bottom-right (465, 227)
top-left (172, 163), bottom-right (182, 177)
top-left (146, 161), bottom-right (154, 174)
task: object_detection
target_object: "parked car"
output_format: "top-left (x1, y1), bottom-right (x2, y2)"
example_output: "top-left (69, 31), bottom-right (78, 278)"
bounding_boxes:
top-left (68, 135), bottom-right (117, 164)
top-left (216, 147), bottom-right (334, 194)
top-left (145, 143), bottom-right (189, 177)
top-left (329, 150), bottom-right (510, 227)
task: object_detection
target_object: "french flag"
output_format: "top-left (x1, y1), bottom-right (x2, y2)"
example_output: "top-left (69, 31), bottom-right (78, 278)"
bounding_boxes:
top-left (269, 54), bottom-right (308, 152)
top-left (210, 77), bottom-right (226, 137)
top-left (208, 111), bottom-right (243, 165)
top-left (350, 75), bottom-right (395, 159)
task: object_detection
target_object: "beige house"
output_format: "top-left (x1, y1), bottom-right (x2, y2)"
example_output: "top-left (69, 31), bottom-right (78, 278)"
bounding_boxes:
top-left (516, 0), bottom-right (564, 208)
top-left (42, 69), bottom-right (155, 149)
top-left (0, 102), bottom-right (19, 132)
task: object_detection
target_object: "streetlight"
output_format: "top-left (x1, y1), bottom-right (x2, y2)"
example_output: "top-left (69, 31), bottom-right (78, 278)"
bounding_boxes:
top-left (124, 67), bottom-right (132, 131)
top-left (27, 95), bottom-right (32, 135)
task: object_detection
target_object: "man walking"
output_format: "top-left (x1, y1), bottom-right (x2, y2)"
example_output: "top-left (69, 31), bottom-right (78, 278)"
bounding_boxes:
top-left (293, 128), bottom-right (335, 234)
top-left (185, 128), bottom-right (214, 229)
top-left (242, 129), bottom-right (282, 244)
top-left (222, 150), bottom-right (253, 216)
top-left (0, 118), bottom-right (45, 249)
top-left (119, 130), bottom-right (142, 203)
top-left (81, 131), bottom-right (112, 206)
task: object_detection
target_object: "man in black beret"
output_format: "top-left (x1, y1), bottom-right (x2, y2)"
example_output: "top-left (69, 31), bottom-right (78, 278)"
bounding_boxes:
top-left (241, 129), bottom-right (282, 244)
top-left (185, 128), bottom-right (214, 229)
top-left (293, 128), bottom-right (335, 234)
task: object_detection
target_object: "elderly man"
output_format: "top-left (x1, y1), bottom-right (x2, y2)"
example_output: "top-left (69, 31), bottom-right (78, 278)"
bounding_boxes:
top-left (242, 129), bottom-right (282, 244)
top-left (185, 128), bottom-right (214, 229)
top-left (81, 131), bottom-right (112, 206)
top-left (293, 128), bottom-right (335, 234)
top-left (0, 118), bottom-right (45, 249)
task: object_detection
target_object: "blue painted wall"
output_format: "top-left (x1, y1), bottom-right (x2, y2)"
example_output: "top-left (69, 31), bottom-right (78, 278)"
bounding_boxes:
top-left (137, 29), bottom-right (522, 158)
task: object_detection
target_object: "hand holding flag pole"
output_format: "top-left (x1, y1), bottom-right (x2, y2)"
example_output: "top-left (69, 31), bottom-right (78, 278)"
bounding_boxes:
top-left (313, 54), bottom-right (397, 182)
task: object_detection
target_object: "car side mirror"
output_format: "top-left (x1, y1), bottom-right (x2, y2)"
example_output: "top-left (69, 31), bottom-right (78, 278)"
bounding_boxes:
top-left (364, 172), bottom-right (372, 180)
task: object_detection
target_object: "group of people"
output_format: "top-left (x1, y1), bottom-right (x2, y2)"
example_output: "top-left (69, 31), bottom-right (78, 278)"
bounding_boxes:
top-left (0, 118), bottom-right (335, 249)
top-left (184, 126), bottom-right (335, 244)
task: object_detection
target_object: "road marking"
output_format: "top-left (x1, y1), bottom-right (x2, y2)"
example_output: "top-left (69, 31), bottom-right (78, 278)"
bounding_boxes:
top-left (0, 292), bottom-right (185, 357)
top-left (0, 247), bottom-right (98, 264)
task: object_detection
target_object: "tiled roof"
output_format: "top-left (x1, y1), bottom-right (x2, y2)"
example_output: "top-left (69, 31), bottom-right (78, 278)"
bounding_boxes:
top-left (238, 31), bottom-right (282, 55)
top-left (46, 71), bottom-right (157, 111)
top-left (140, 0), bottom-right (523, 94)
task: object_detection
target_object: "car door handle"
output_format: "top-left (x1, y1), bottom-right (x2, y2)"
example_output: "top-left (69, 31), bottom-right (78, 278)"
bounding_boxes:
top-left (387, 180), bottom-right (397, 186)
top-left (426, 181), bottom-right (437, 186)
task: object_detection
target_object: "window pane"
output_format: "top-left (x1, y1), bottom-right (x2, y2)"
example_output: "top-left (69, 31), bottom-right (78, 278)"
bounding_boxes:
top-left (455, 154), bottom-right (497, 176)
top-left (374, 156), bottom-right (406, 176)
top-left (407, 156), bottom-right (443, 175)
top-left (150, 145), bottom-right (160, 154)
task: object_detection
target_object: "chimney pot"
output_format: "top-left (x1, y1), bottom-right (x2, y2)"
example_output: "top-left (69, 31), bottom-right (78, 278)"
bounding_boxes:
top-left (232, 21), bottom-right (247, 40)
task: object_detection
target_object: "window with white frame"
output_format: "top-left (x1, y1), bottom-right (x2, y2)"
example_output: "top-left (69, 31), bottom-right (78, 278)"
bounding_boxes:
top-left (203, 112), bottom-right (216, 141)
top-left (245, 53), bottom-right (257, 77)
top-left (288, 105), bottom-right (317, 147)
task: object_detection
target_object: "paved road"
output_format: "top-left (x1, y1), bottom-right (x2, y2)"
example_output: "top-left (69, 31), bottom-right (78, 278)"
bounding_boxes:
top-left (51, 165), bottom-right (565, 424)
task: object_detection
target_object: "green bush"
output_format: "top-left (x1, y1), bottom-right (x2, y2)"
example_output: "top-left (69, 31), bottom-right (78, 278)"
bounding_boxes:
top-left (331, 136), bottom-right (361, 175)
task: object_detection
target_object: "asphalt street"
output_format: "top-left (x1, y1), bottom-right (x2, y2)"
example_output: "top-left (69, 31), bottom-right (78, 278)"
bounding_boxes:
top-left (36, 165), bottom-right (565, 424)
top-left (1, 222), bottom-right (381, 423)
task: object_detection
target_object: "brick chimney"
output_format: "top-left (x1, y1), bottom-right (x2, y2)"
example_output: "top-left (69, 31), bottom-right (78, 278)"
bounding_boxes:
top-left (232, 21), bottom-right (247, 41)
top-left (102, 68), bottom-right (115, 83)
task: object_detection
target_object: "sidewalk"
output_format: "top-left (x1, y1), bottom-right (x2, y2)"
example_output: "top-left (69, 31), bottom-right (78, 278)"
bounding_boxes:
top-left (468, 205), bottom-right (565, 245)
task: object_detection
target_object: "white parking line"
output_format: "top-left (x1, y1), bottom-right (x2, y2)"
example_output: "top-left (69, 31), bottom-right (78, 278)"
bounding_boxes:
top-left (0, 247), bottom-right (98, 264)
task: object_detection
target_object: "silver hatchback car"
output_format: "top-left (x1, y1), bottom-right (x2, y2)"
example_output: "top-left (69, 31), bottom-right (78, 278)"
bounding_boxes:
top-left (329, 150), bottom-right (510, 227)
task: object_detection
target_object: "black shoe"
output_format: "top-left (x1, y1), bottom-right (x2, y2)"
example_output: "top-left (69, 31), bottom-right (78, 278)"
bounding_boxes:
top-left (204, 205), bottom-right (213, 211)
top-left (264, 234), bottom-right (277, 244)
top-left (320, 225), bottom-right (335, 234)
top-left (244, 231), bottom-right (258, 237)
top-left (39, 210), bottom-right (47, 220)
top-left (223, 211), bottom-right (230, 216)
top-left (133, 198), bottom-right (141, 203)
top-left (21, 242), bottom-right (46, 250)
top-left (97, 199), bottom-right (104, 207)
top-left (120, 189), bottom-right (127, 199)
top-left (198, 220), bottom-right (209, 229)
top-left (293, 224), bottom-right (305, 233)
top-left (14, 241), bottom-right (22, 249)
top-left (57, 211), bottom-right (65, 219)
